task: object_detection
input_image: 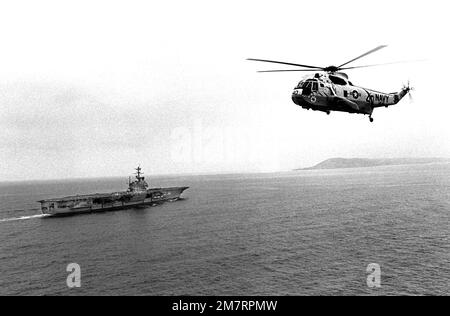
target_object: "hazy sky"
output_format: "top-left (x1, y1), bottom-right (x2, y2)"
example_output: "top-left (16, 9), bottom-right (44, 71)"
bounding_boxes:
top-left (0, 0), bottom-right (449, 180)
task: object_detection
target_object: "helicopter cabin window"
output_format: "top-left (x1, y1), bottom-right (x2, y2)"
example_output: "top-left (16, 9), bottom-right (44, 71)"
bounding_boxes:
top-left (329, 75), bottom-right (347, 86)
top-left (344, 90), bottom-right (348, 97)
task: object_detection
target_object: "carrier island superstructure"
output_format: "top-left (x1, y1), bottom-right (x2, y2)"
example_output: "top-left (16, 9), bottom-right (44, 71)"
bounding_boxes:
top-left (38, 166), bottom-right (189, 216)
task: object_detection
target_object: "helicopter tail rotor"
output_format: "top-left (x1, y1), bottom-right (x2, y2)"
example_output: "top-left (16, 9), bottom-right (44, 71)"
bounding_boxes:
top-left (403, 81), bottom-right (414, 102)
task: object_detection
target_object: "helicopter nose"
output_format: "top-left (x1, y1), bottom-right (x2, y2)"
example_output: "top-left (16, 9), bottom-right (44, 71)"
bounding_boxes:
top-left (292, 89), bottom-right (302, 105)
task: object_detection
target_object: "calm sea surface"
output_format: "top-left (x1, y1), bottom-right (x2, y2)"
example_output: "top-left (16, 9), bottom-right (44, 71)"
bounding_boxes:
top-left (0, 164), bottom-right (449, 295)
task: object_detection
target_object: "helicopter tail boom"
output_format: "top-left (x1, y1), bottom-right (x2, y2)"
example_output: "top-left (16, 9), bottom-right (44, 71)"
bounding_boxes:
top-left (395, 88), bottom-right (410, 104)
top-left (392, 83), bottom-right (413, 105)
top-left (370, 83), bottom-right (412, 108)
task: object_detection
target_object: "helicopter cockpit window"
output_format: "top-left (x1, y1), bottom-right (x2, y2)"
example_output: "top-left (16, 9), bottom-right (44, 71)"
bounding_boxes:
top-left (296, 81), bottom-right (304, 89)
top-left (301, 80), bottom-right (319, 96)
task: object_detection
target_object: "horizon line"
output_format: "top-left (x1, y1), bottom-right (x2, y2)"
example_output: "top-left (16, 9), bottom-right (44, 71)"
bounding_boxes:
top-left (1, 156), bottom-right (449, 183)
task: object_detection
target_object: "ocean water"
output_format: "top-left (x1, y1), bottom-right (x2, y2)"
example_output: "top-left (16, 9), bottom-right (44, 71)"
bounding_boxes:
top-left (0, 164), bottom-right (449, 296)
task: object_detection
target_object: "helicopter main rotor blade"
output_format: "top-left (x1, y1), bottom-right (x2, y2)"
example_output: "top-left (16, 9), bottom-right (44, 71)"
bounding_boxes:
top-left (257, 69), bottom-right (322, 73)
top-left (247, 58), bottom-right (323, 69)
top-left (339, 59), bottom-right (426, 70)
top-left (338, 45), bottom-right (387, 68)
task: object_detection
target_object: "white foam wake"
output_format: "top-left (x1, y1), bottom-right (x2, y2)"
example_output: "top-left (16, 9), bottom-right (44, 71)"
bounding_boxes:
top-left (0, 214), bottom-right (49, 223)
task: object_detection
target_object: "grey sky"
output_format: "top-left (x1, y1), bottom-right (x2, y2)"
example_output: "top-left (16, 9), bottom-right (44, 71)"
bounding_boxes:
top-left (0, 0), bottom-right (448, 180)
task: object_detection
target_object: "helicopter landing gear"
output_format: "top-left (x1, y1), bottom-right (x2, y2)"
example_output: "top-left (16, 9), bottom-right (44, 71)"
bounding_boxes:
top-left (326, 111), bottom-right (330, 115)
top-left (369, 115), bottom-right (374, 123)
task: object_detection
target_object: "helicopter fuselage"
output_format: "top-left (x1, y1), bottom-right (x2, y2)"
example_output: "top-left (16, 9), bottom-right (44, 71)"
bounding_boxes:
top-left (291, 72), bottom-right (409, 121)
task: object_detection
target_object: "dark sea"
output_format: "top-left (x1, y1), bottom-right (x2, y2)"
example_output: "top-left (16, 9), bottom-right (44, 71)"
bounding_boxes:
top-left (0, 164), bottom-right (449, 296)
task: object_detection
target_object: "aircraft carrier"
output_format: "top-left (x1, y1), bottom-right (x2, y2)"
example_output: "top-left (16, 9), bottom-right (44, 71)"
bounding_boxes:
top-left (38, 166), bottom-right (189, 216)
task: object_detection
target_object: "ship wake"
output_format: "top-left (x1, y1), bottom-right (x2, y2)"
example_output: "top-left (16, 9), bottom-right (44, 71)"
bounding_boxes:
top-left (0, 214), bottom-right (50, 223)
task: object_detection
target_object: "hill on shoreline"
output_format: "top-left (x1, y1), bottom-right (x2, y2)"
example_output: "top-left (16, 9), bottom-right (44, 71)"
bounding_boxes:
top-left (296, 158), bottom-right (450, 171)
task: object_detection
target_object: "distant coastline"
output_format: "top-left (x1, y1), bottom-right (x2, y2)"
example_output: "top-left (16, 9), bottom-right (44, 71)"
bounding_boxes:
top-left (295, 158), bottom-right (450, 171)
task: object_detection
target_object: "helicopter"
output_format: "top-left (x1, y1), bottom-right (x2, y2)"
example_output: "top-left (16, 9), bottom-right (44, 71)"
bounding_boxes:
top-left (248, 45), bottom-right (413, 122)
